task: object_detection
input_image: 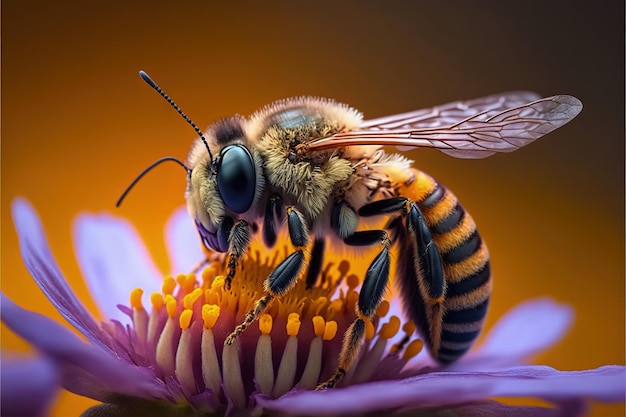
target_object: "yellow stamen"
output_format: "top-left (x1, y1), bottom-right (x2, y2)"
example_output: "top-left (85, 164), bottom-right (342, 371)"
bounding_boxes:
top-left (162, 276), bottom-right (176, 295)
top-left (150, 292), bottom-right (163, 311)
top-left (286, 312), bottom-right (301, 337)
top-left (182, 273), bottom-right (197, 293)
top-left (259, 313), bottom-right (273, 335)
top-left (175, 273), bottom-right (186, 287)
top-left (312, 315), bottom-right (325, 337)
top-left (130, 288), bottom-right (144, 310)
top-left (179, 309), bottom-right (193, 330)
top-left (183, 288), bottom-right (203, 309)
top-left (211, 275), bottom-right (225, 290)
top-left (323, 320), bottom-right (338, 341)
top-left (403, 321), bottom-right (416, 336)
top-left (346, 273), bottom-right (359, 290)
top-left (380, 316), bottom-right (401, 339)
top-left (165, 295), bottom-right (177, 318)
top-left (202, 304), bottom-right (220, 329)
top-left (403, 339), bottom-right (424, 361)
top-left (376, 300), bottom-right (390, 317)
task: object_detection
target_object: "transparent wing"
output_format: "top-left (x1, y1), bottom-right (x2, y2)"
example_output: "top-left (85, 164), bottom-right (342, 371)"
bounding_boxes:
top-left (306, 92), bottom-right (583, 158)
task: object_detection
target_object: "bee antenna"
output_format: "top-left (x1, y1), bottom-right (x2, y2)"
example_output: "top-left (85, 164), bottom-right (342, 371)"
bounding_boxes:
top-left (139, 70), bottom-right (214, 163)
top-left (116, 156), bottom-right (190, 207)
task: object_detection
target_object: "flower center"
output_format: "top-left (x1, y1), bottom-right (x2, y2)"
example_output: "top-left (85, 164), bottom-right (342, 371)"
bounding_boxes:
top-left (124, 248), bottom-right (423, 411)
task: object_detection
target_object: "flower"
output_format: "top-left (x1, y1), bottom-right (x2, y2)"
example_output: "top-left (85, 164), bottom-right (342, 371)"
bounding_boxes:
top-left (2, 198), bottom-right (624, 417)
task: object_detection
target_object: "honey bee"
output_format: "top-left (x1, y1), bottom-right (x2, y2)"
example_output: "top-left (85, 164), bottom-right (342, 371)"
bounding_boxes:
top-left (119, 71), bottom-right (582, 389)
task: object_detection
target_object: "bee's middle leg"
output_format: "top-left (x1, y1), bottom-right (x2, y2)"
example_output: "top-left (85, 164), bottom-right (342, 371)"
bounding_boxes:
top-left (226, 204), bottom-right (309, 344)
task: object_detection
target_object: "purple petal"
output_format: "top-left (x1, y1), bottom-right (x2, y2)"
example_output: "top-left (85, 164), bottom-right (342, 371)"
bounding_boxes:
top-left (11, 198), bottom-right (109, 349)
top-left (1, 355), bottom-right (60, 417)
top-left (480, 298), bottom-right (573, 357)
top-left (164, 206), bottom-right (204, 274)
top-left (73, 212), bottom-right (163, 322)
top-left (449, 298), bottom-right (574, 371)
top-left (1, 293), bottom-right (169, 402)
top-left (256, 365), bottom-right (625, 415)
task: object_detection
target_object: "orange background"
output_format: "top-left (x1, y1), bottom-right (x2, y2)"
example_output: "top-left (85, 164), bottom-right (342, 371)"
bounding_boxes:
top-left (2, 2), bottom-right (623, 416)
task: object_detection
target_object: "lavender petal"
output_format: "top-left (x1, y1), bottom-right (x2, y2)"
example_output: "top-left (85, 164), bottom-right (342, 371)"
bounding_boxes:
top-left (256, 365), bottom-right (624, 415)
top-left (447, 297), bottom-right (574, 371)
top-left (1, 355), bottom-right (60, 417)
top-left (73, 212), bottom-right (163, 322)
top-left (1, 294), bottom-right (168, 402)
top-left (11, 198), bottom-right (109, 349)
top-left (165, 206), bottom-right (205, 274)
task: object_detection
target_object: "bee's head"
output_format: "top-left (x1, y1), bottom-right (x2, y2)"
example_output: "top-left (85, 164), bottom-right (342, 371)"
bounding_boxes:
top-left (186, 116), bottom-right (264, 252)
top-left (118, 71), bottom-right (263, 253)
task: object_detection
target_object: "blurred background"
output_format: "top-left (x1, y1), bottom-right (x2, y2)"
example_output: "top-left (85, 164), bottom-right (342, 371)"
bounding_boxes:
top-left (2, 1), bottom-right (623, 416)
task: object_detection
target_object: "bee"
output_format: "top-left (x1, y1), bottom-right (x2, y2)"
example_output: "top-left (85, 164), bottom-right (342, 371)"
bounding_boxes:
top-left (118, 71), bottom-right (582, 389)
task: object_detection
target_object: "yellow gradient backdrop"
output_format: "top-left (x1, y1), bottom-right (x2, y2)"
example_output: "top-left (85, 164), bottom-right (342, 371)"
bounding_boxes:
top-left (2, 2), bottom-right (623, 416)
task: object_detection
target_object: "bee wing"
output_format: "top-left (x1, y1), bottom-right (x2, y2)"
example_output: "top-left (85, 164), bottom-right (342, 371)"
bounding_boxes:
top-left (306, 92), bottom-right (583, 158)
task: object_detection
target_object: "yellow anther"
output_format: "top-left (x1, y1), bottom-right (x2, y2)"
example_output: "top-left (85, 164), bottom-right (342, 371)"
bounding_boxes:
top-left (259, 313), bottom-right (273, 335)
top-left (403, 321), bottom-right (416, 336)
top-left (202, 304), bottom-right (220, 329)
top-left (211, 275), bottom-right (225, 290)
top-left (323, 320), bottom-right (337, 341)
top-left (150, 292), bottom-right (163, 311)
top-left (183, 288), bottom-right (203, 309)
top-left (403, 339), bottom-right (424, 361)
top-left (338, 260), bottom-right (350, 277)
top-left (312, 315), bottom-right (325, 337)
top-left (130, 288), bottom-right (144, 310)
top-left (183, 273), bottom-right (197, 293)
top-left (162, 276), bottom-right (177, 295)
top-left (346, 274), bottom-right (359, 290)
top-left (364, 319), bottom-right (376, 340)
top-left (286, 313), bottom-right (301, 336)
top-left (380, 316), bottom-right (401, 339)
top-left (179, 309), bottom-right (193, 330)
top-left (165, 295), bottom-right (178, 318)
top-left (376, 300), bottom-right (390, 317)
top-left (175, 273), bottom-right (186, 287)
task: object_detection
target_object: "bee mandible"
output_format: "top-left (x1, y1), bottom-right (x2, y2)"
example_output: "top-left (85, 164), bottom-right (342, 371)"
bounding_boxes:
top-left (118, 70), bottom-right (582, 389)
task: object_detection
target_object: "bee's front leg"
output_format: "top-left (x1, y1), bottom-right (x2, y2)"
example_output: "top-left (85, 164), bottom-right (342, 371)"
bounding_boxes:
top-left (225, 205), bottom-right (309, 344)
top-left (224, 220), bottom-right (252, 290)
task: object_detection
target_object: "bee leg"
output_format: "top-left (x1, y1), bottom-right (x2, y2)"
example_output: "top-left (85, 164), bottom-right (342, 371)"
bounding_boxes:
top-left (224, 220), bottom-right (251, 290)
top-left (359, 197), bottom-right (446, 356)
top-left (226, 206), bottom-right (309, 343)
top-left (406, 202), bottom-right (445, 354)
top-left (318, 230), bottom-right (390, 389)
top-left (305, 238), bottom-right (325, 289)
top-left (262, 194), bottom-right (284, 248)
top-left (225, 249), bottom-right (306, 344)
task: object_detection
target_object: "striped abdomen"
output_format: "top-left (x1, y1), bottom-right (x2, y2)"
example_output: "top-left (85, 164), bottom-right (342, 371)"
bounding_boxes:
top-left (395, 169), bottom-right (492, 363)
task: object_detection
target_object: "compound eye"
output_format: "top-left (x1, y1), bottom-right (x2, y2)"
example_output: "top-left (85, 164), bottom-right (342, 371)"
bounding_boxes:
top-left (216, 145), bottom-right (256, 213)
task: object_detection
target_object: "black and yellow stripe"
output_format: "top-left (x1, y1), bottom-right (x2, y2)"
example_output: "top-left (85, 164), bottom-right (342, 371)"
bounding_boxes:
top-left (395, 168), bottom-right (492, 363)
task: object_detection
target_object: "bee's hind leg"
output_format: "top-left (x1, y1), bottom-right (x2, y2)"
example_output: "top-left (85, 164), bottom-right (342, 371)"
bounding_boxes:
top-left (225, 205), bottom-right (310, 344)
top-left (317, 229), bottom-right (391, 389)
